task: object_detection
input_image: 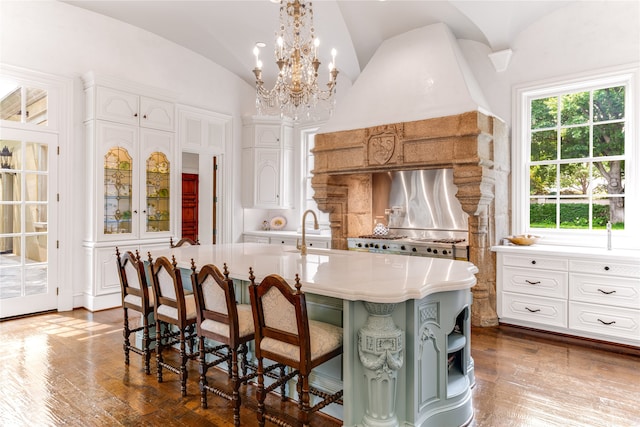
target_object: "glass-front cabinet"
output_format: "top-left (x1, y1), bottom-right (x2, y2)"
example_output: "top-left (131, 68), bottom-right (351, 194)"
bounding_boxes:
top-left (103, 148), bottom-right (171, 236)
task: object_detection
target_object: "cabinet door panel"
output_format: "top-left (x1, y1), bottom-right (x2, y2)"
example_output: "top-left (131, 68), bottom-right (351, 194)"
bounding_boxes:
top-left (95, 86), bottom-right (139, 125)
top-left (140, 96), bottom-right (175, 131)
top-left (255, 149), bottom-right (280, 207)
top-left (502, 266), bottom-right (568, 298)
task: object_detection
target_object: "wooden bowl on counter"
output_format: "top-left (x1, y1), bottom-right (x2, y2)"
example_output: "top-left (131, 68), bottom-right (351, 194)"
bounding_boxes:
top-left (506, 234), bottom-right (541, 246)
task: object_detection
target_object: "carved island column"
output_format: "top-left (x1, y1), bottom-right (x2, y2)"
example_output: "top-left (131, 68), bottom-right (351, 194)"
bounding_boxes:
top-left (357, 302), bottom-right (403, 427)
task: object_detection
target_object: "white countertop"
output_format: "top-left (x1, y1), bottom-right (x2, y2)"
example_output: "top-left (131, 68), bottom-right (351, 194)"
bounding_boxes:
top-left (150, 243), bottom-right (478, 303)
top-left (243, 230), bottom-right (331, 240)
top-left (491, 244), bottom-right (640, 262)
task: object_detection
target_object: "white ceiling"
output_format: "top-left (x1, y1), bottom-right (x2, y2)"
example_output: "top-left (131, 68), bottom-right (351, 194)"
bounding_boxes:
top-left (63, 0), bottom-right (572, 87)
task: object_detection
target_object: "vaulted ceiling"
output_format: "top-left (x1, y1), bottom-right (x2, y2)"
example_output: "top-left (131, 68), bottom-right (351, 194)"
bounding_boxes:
top-left (64, 0), bottom-right (572, 87)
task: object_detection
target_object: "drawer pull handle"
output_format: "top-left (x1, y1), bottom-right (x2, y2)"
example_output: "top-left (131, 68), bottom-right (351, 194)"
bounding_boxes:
top-left (597, 318), bottom-right (616, 326)
top-left (525, 280), bottom-right (541, 285)
top-left (604, 266), bottom-right (610, 271)
top-left (597, 289), bottom-right (616, 295)
top-left (525, 307), bottom-right (541, 313)
top-left (531, 260), bottom-right (537, 265)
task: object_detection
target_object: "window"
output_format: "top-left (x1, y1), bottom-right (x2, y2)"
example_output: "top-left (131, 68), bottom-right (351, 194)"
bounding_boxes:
top-left (514, 67), bottom-right (638, 248)
top-left (301, 127), bottom-right (329, 227)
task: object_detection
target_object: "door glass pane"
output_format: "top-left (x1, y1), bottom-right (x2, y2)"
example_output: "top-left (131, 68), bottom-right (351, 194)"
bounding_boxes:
top-left (146, 152), bottom-right (170, 232)
top-left (1, 140), bottom-right (20, 170)
top-left (25, 142), bottom-right (48, 171)
top-left (104, 147), bottom-right (133, 235)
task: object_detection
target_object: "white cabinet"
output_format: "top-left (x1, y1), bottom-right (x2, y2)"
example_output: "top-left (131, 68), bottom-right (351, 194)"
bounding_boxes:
top-left (242, 117), bottom-right (294, 208)
top-left (82, 72), bottom-right (177, 310)
top-left (242, 233), bottom-right (331, 249)
top-left (88, 85), bottom-right (175, 131)
top-left (497, 253), bottom-right (568, 328)
top-left (495, 246), bottom-right (640, 346)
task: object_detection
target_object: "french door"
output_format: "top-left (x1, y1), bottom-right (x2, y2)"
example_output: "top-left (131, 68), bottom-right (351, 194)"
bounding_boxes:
top-left (0, 128), bottom-right (58, 318)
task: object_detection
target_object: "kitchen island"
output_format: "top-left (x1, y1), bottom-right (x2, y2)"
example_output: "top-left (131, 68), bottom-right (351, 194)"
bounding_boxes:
top-left (150, 242), bottom-right (478, 427)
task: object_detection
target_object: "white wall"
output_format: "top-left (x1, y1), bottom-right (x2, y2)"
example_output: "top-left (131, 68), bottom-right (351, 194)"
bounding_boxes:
top-left (1, 0), bottom-right (256, 307)
top-left (460, 1), bottom-right (640, 125)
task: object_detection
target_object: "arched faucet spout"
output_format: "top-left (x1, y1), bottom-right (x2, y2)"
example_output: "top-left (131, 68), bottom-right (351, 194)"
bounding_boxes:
top-left (299, 209), bottom-right (319, 255)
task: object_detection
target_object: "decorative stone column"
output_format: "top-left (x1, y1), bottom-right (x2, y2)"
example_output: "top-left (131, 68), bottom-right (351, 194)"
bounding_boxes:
top-left (358, 302), bottom-right (404, 427)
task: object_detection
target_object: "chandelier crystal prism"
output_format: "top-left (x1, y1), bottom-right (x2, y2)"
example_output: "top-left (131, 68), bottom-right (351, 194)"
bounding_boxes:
top-left (252, 0), bottom-right (338, 120)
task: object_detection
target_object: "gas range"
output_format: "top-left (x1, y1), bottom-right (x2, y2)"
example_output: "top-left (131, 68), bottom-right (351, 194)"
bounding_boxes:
top-left (347, 232), bottom-right (469, 260)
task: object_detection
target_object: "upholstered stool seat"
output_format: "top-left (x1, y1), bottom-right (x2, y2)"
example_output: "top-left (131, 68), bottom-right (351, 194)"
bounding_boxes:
top-left (249, 270), bottom-right (344, 427)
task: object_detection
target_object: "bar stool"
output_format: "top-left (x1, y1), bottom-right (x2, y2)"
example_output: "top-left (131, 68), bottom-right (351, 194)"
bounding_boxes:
top-left (148, 253), bottom-right (198, 397)
top-left (115, 247), bottom-right (155, 374)
top-left (170, 237), bottom-right (199, 247)
top-left (190, 261), bottom-right (257, 426)
top-left (249, 269), bottom-right (344, 427)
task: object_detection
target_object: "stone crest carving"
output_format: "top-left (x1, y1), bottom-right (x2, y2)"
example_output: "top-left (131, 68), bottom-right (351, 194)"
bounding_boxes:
top-left (368, 133), bottom-right (395, 165)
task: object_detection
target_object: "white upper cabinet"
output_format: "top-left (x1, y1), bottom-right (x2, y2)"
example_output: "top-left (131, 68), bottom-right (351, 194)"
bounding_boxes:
top-left (242, 117), bottom-right (294, 209)
top-left (87, 85), bottom-right (175, 131)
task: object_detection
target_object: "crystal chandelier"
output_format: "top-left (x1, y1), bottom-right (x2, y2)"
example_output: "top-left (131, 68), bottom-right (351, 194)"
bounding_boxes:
top-left (252, 0), bottom-right (338, 120)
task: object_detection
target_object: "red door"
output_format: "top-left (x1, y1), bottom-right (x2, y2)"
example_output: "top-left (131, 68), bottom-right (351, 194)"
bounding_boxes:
top-left (181, 173), bottom-right (198, 241)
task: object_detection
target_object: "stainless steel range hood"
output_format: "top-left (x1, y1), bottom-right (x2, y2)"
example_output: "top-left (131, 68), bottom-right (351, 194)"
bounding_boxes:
top-left (374, 169), bottom-right (468, 233)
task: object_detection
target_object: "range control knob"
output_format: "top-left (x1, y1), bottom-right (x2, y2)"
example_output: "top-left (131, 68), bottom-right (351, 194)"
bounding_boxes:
top-left (401, 245), bottom-right (406, 250)
top-left (382, 245), bottom-right (388, 250)
top-left (412, 247), bottom-right (417, 252)
top-left (356, 243), bottom-right (363, 248)
top-left (433, 249), bottom-right (439, 254)
top-left (374, 244), bottom-right (380, 249)
top-left (427, 248), bottom-right (432, 253)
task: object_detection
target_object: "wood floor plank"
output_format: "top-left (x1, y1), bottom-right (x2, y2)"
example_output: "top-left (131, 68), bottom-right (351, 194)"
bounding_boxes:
top-left (1, 309), bottom-right (639, 426)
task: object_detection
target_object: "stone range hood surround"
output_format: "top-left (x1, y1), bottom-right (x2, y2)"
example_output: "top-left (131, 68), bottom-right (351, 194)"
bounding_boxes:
top-left (311, 112), bottom-right (509, 327)
top-left (311, 22), bottom-right (508, 327)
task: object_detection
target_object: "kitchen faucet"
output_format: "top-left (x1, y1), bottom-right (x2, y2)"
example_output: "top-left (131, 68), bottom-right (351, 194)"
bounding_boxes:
top-left (298, 209), bottom-right (319, 255)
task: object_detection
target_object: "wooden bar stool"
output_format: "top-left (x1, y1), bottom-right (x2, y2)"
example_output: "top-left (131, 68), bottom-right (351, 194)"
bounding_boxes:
top-left (148, 253), bottom-right (198, 397)
top-left (190, 261), bottom-right (258, 426)
top-left (115, 247), bottom-right (155, 374)
top-left (249, 269), bottom-right (344, 427)
top-left (170, 237), bottom-right (199, 247)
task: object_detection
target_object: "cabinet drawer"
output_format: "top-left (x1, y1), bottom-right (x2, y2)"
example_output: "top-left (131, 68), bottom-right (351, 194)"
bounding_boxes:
top-left (502, 266), bottom-right (568, 298)
top-left (272, 238), bottom-right (298, 246)
top-left (502, 254), bottom-right (568, 271)
top-left (306, 239), bottom-right (329, 249)
top-left (569, 260), bottom-right (640, 278)
top-left (570, 273), bottom-right (640, 309)
top-left (500, 292), bottom-right (567, 328)
top-left (569, 301), bottom-right (640, 341)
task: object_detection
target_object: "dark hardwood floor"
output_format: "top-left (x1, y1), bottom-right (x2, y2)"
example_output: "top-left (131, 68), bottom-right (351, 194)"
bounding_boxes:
top-left (1, 308), bottom-right (639, 426)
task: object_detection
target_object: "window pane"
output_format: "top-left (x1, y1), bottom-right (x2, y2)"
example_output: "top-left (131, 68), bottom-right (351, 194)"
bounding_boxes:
top-left (531, 97), bottom-right (557, 129)
top-left (593, 86), bottom-right (624, 122)
top-left (529, 198), bottom-right (557, 228)
top-left (530, 130), bottom-right (557, 161)
top-left (592, 160), bottom-right (624, 195)
top-left (593, 122), bottom-right (624, 157)
top-left (559, 198), bottom-right (589, 229)
top-left (595, 196), bottom-right (624, 229)
top-left (530, 164), bottom-right (557, 196)
top-left (0, 79), bottom-right (21, 122)
top-left (560, 127), bottom-right (589, 159)
top-left (560, 91), bottom-right (589, 125)
top-left (560, 162), bottom-right (589, 195)
top-left (25, 87), bottom-right (48, 126)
